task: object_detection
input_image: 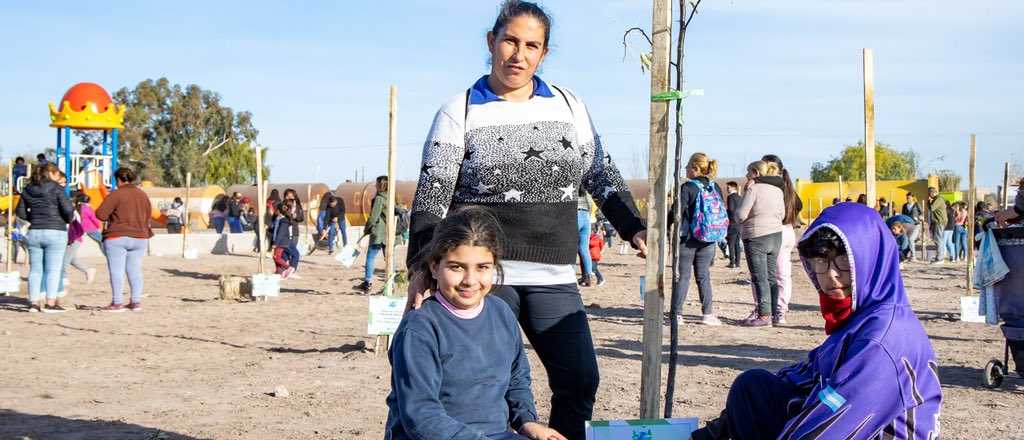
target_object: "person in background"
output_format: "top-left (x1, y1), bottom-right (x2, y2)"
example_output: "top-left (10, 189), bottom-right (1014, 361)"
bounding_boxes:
top-left (602, 220), bottom-right (615, 249)
top-left (927, 187), bottom-right (948, 263)
top-left (319, 194), bottom-right (348, 255)
top-left (885, 214), bottom-right (917, 263)
top-left (831, 197), bottom-right (841, 206)
top-left (282, 188), bottom-right (304, 276)
top-left (60, 192), bottom-right (98, 291)
top-left (15, 163), bottom-right (73, 313)
top-left (97, 167), bottom-right (153, 312)
top-left (576, 188), bottom-right (595, 287)
top-left (737, 161), bottom-right (786, 327)
top-left (856, 194), bottom-right (867, 205)
top-left (164, 197), bottom-right (184, 234)
top-left (994, 176), bottom-right (1024, 226)
top-left (901, 193), bottom-right (923, 262)
top-left (670, 152), bottom-right (727, 326)
top-left (12, 157), bottom-right (27, 191)
top-left (690, 204), bottom-right (942, 440)
top-left (725, 181), bottom-right (743, 269)
top-left (878, 197), bottom-right (891, 218)
top-left (226, 192), bottom-right (244, 233)
top-left (36, 153), bottom-right (48, 166)
top-left (844, 196), bottom-right (853, 203)
top-left (760, 154), bottom-right (803, 325)
top-left (952, 202), bottom-right (968, 262)
top-left (974, 201), bottom-right (994, 249)
top-left (357, 176), bottom-right (389, 293)
top-left (588, 224), bottom-right (606, 287)
top-left (210, 194), bottom-right (227, 234)
top-left (270, 200), bottom-right (295, 279)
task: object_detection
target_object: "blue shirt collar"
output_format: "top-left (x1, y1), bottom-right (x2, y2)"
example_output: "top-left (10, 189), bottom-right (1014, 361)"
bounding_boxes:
top-left (468, 75), bottom-right (555, 105)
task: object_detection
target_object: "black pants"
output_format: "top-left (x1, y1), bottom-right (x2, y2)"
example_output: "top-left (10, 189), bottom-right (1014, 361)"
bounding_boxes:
top-left (494, 284), bottom-right (599, 440)
top-left (691, 369), bottom-right (805, 440)
top-left (744, 232), bottom-right (782, 317)
top-left (726, 226), bottom-right (742, 266)
top-left (672, 238), bottom-right (716, 315)
top-left (166, 223), bottom-right (182, 234)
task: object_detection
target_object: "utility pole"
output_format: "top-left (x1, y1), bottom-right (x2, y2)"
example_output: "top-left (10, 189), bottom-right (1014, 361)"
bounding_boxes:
top-left (863, 48), bottom-right (876, 206)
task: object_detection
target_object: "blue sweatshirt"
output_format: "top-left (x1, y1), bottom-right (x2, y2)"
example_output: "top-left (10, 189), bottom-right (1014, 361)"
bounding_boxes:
top-left (384, 295), bottom-right (538, 440)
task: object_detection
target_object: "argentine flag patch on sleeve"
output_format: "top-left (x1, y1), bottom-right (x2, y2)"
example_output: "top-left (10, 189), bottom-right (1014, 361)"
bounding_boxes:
top-left (817, 386), bottom-right (846, 412)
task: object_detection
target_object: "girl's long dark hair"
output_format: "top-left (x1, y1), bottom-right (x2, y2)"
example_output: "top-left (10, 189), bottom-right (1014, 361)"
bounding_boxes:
top-left (762, 154), bottom-right (799, 225)
top-left (30, 163), bottom-right (60, 186)
top-left (411, 205), bottom-right (506, 292)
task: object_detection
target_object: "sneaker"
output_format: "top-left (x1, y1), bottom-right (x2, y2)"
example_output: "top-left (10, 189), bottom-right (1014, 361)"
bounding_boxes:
top-left (579, 274), bottom-right (593, 287)
top-left (281, 267), bottom-right (295, 279)
top-left (28, 304), bottom-right (42, 313)
top-left (86, 268), bottom-right (97, 285)
top-left (773, 314), bottom-right (787, 325)
top-left (596, 278), bottom-right (606, 287)
top-left (744, 309), bottom-right (759, 321)
top-left (42, 304), bottom-right (67, 314)
top-left (700, 314), bottom-right (723, 326)
top-left (102, 303), bottom-right (126, 313)
top-left (356, 281), bottom-right (371, 293)
top-left (739, 316), bottom-right (772, 327)
top-left (126, 302), bottom-right (142, 312)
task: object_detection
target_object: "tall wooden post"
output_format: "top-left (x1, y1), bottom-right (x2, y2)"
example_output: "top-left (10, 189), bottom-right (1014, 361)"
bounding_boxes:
top-left (1003, 162), bottom-right (1011, 209)
top-left (6, 161), bottom-right (13, 270)
top-left (640, 0), bottom-right (672, 419)
top-left (863, 48), bottom-right (876, 206)
top-left (182, 172), bottom-right (191, 257)
top-left (838, 176), bottom-right (844, 201)
top-left (966, 134), bottom-right (976, 295)
top-left (385, 86), bottom-right (398, 290)
top-left (255, 148), bottom-right (265, 275)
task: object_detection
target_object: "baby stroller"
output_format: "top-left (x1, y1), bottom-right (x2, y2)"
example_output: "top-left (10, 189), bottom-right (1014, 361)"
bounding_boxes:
top-left (981, 223), bottom-right (1024, 388)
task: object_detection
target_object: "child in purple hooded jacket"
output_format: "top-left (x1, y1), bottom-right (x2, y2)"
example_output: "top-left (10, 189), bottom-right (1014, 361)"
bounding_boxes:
top-left (692, 203), bottom-right (942, 440)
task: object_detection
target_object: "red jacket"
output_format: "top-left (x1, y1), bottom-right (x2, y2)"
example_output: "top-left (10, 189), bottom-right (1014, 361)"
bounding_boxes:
top-left (588, 233), bottom-right (604, 262)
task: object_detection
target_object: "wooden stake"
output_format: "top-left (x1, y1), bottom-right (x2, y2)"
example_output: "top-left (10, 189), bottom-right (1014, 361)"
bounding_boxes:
top-left (1003, 162), bottom-right (1011, 209)
top-left (306, 184), bottom-right (312, 237)
top-left (385, 85), bottom-right (398, 287)
top-left (255, 147), bottom-right (265, 275)
top-left (640, 0), bottom-right (672, 419)
top-left (863, 48), bottom-right (876, 206)
top-left (838, 176), bottom-right (844, 201)
top-left (6, 161), bottom-right (13, 270)
top-left (967, 134), bottom-right (976, 295)
top-left (182, 172), bottom-right (191, 257)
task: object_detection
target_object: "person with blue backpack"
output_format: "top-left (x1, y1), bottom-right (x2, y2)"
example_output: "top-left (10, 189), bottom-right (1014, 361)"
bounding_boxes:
top-left (670, 153), bottom-right (729, 326)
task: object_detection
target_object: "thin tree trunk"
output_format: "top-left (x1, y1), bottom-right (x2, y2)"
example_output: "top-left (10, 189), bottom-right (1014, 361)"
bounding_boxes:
top-left (665, 0), bottom-right (687, 418)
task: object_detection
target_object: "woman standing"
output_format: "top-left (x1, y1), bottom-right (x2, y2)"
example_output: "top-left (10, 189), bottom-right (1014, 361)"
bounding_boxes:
top-left (97, 167), bottom-right (153, 312)
top-left (357, 176), bottom-right (389, 292)
top-left (15, 163), bottom-right (74, 313)
top-left (736, 161), bottom-right (786, 327)
top-left (671, 153), bottom-right (726, 325)
top-left (953, 202), bottom-right (968, 262)
top-left (404, 2), bottom-right (647, 437)
top-left (759, 154), bottom-right (803, 324)
top-left (282, 188), bottom-right (304, 275)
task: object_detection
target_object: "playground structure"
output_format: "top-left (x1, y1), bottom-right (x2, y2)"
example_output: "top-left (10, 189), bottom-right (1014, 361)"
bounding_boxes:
top-left (48, 82), bottom-right (124, 205)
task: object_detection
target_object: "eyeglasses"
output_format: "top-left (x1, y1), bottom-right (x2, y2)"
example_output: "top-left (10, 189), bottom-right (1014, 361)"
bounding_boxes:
top-left (806, 256), bottom-right (851, 274)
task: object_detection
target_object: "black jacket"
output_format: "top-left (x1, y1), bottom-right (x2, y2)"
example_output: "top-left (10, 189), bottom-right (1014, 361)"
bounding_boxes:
top-left (15, 181), bottom-right (74, 231)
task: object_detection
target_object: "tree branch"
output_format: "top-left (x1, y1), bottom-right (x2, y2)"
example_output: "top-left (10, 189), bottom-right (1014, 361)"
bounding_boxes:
top-left (684, 0), bottom-right (703, 28)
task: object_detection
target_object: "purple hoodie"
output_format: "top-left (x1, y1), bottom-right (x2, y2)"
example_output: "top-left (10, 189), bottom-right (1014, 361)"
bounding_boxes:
top-left (776, 203), bottom-right (942, 439)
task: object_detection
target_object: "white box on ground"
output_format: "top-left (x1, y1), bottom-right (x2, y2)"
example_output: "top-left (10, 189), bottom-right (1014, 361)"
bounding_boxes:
top-left (586, 418), bottom-right (699, 440)
top-left (0, 271), bottom-right (20, 293)
top-left (251, 273), bottom-right (281, 298)
top-left (368, 296), bottom-right (405, 335)
top-left (184, 248), bottom-right (199, 260)
top-left (959, 295), bottom-right (984, 323)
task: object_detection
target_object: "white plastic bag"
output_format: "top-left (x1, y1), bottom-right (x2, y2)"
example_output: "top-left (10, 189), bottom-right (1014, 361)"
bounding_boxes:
top-left (336, 243), bottom-right (360, 267)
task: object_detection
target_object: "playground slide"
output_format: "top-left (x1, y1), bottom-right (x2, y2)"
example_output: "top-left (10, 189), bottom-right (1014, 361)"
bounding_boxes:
top-left (81, 185), bottom-right (109, 212)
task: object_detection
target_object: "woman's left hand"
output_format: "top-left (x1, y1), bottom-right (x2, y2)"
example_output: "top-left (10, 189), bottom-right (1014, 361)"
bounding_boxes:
top-left (519, 422), bottom-right (568, 440)
top-left (632, 230), bottom-right (647, 258)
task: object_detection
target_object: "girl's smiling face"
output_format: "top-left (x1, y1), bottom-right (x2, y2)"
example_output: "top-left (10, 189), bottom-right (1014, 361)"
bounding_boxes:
top-left (430, 245), bottom-right (496, 310)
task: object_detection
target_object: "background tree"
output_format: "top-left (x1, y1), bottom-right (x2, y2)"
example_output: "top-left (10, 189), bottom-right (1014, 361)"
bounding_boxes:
top-left (934, 169), bottom-right (962, 192)
top-left (810, 141), bottom-right (919, 182)
top-left (76, 78), bottom-right (267, 187)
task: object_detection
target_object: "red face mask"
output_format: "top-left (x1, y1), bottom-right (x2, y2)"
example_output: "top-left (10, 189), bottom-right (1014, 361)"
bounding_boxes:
top-left (819, 292), bottom-right (853, 334)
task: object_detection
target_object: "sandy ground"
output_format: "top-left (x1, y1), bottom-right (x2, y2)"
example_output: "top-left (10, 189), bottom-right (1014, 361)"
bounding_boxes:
top-left (0, 239), bottom-right (1021, 440)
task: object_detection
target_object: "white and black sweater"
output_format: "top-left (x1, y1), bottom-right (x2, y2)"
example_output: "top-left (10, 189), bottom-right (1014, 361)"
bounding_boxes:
top-left (408, 76), bottom-right (645, 270)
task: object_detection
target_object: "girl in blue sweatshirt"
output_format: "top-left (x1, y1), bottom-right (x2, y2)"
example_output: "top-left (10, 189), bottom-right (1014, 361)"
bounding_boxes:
top-left (385, 206), bottom-right (565, 440)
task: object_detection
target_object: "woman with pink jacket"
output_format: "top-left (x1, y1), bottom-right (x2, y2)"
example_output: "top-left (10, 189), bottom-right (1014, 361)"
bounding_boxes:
top-left (736, 160), bottom-right (787, 327)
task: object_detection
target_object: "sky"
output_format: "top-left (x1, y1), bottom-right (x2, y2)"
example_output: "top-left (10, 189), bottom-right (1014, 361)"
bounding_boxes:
top-left (2, 0), bottom-right (1022, 190)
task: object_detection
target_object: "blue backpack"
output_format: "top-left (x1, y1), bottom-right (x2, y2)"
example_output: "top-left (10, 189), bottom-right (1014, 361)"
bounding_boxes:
top-left (689, 180), bottom-right (729, 243)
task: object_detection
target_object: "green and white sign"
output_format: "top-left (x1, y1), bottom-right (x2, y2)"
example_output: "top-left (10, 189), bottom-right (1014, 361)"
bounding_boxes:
top-left (586, 418), bottom-right (699, 440)
top-left (368, 296), bottom-right (405, 335)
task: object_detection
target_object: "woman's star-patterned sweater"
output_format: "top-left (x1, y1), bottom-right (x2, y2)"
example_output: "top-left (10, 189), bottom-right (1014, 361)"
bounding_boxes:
top-left (408, 76), bottom-right (645, 284)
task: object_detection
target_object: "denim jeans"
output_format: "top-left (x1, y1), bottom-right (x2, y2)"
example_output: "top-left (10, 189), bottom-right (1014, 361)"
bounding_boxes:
top-left (943, 230), bottom-right (955, 261)
top-left (26, 229), bottom-right (67, 302)
top-left (953, 225), bottom-right (967, 260)
top-left (673, 238), bottom-right (716, 315)
top-left (592, 260), bottom-right (604, 283)
top-left (364, 244), bottom-right (385, 282)
top-left (744, 232), bottom-right (782, 317)
top-left (227, 216), bottom-right (243, 233)
top-left (104, 237), bottom-right (147, 305)
top-left (212, 217), bottom-right (226, 234)
top-left (905, 222), bottom-right (920, 260)
top-left (577, 210), bottom-right (593, 275)
top-left (930, 226), bottom-right (946, 261)
top-left (57, 239), bottom-right (92, 293)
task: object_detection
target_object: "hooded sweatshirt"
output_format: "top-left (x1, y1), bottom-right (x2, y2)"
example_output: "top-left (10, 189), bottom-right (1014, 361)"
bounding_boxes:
top-left (736, 176), bottom-right (786, 240)
top-left (775, 203), bottom-right (941, 439)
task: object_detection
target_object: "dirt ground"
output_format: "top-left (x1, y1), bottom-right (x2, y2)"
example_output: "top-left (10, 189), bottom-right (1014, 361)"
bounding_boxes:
top-left (0, 240), bottom-right (1021, 440)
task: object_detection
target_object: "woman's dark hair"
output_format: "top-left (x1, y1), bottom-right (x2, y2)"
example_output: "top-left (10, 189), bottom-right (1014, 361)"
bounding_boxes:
top-left (173, 197), bottom-right (183, 204)
top-left (114, 167), bottom-right (137, 184)
top-left (412, 205), bottom-right (506, 291)
top-left (283, 188), bottom-right (303, 212)
top-left (797, 227), bottom-right (847, 260)
top-left (213, 194), bottom-right (227, 211)
top-left (30, 163), bottom-right (60, 186)
top-left (73, 191), bottom-right (90, 205)
top-left (268, 189), bottom-right (281, 203)
top-left (491, 0), bottom-right (552, 48)
top-left (761, 154), bottom-right (799, 225)
top-left (856, 194), bottom-right (867, 204)
top-left (376, 175), bottom-right (389, 194)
